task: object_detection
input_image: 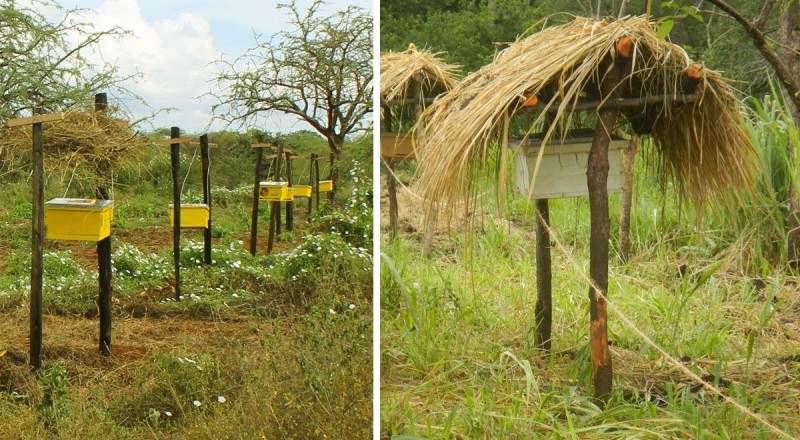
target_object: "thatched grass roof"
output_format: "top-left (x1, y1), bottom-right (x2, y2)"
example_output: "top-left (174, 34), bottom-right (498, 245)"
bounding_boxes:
top-left (415, 16), bottom-right (755, 223)
top-left (380, 44), bottom-right (460, 106)
top-left (1, 106), bottom-right (148, 177)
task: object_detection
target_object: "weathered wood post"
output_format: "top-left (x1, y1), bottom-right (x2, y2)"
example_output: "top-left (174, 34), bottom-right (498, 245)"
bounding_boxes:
top-left (534, 199), bottom-right (552, 351)
top-left (7, 111), bottom-right (65, 369)
top-left (250, 140), bottom-right (269, 255)
top-left (30, 114), bottom-right (45, 369)
top-left (586, 60), bottom-right (624, 402)
top-left (383, 104), bottom-right (400, 239)
top-left (169, 127), bottom-right (182, 301)
top-left (308, 153), bottom-right (316, 219)
top-left (200, 134), bottom-right (212, 265)
top-left (313, 153), bottom-right (321, 210)
top-left (285, 150), bottom-right (294, 231)
top-left (95, 93), bottom-right (112, 356)
top-left (327, 151), bottom-right (335, 201)
top-left (267, 146), bottom-right (283, 254)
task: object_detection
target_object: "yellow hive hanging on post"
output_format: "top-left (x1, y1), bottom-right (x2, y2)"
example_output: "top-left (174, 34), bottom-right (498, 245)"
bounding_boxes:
top-left (169, 204), bottom-right (210, 228)
top-left (291, 185), bottom-right (312, 198)
top-left (259, 181), bottom-right (292, 201)
top-left (44, 198), bottom-right (114, 241)
top-left (318, 180), bottom-right (334, 192)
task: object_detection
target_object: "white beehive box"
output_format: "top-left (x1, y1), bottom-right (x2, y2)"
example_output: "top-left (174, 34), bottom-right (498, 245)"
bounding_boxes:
top-left (513, 134), bottom-right (626, 199)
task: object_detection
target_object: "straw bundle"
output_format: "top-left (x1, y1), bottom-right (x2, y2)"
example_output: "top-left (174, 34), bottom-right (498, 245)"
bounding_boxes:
top-left (380, 44), bottom-right (460, 106)
top-left (0, 107), bottom-right (148, 177)
top-left (415, 15), bottom-right (755, 224)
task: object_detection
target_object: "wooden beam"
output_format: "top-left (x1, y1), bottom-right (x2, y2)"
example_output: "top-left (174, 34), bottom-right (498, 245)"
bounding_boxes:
top-left (188, 142), bottom-right (218, 148)
top-left (251, 142), bottom-right (275, 149)
top-left (8, 112), bottom-right (65, 127)
top-left (522, 94), bottom-right (696, 114)
top-left (156, 136), bottom-right (193, 145)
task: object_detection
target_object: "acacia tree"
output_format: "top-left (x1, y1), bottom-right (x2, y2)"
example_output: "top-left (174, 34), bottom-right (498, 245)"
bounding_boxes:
top-left (0, 0), bottom-right (135, 122)
top-left (213, 0), bottom-right (373, 193)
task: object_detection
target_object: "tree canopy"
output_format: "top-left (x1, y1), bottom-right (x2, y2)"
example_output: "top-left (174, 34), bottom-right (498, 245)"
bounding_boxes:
top-left (0, 0), bottom-right (136, 122)
top-left (212, 0), bottom-right (373, 157)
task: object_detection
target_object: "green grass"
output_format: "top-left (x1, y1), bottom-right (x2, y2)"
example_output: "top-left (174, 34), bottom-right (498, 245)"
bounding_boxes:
top-left (0, 138), bottom-right (372, 438)
top-left (380, 98), bottom-right (800, 438)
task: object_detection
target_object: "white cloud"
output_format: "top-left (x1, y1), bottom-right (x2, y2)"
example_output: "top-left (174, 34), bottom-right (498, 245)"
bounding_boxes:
top-left (87, 0), bottom-right (220, 132)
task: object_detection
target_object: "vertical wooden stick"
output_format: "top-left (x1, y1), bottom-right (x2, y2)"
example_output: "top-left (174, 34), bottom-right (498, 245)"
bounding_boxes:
top-left (587, 101), bottom-right (620, 403)
top-left (328, 151), bottom-right (335, 201)
top-left (534, 198), bottom-right (552, 351)
top-left (250, 147), bottom-right (263, 256)
top-left (97, 235), bottom-right (112, 356)
top-left (274, 146), bottom-right (283, 239)
top-left (314, 153), bottom-right (321, 210)
top-left (308, 153), bottom-right (315, 220)
top-left (201, 134), bottom-right (212, 265)
top-left (30, 119), bottom-right (44, 370)
top-left (285, 151), bottom-right (294, 232)
top-left (170, 127), bottom-right (181, 301)
top-left (387, 159), bottom-right (399, 239)
top-left (94, 93), bottom-right (110, 200)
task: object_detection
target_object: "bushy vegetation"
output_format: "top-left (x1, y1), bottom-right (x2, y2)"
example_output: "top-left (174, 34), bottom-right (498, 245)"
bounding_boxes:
top-left (380, 96), bottom-right (800, 438)
top-left (0, 130), bottom-right (372, 439)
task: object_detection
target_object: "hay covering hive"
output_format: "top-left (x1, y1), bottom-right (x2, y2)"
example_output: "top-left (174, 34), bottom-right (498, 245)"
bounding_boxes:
top-left (415, 15), bottom-right (755, 223)
top-left (1, 106), bottom-right (148, 183)
top-left (380, 44), bottom-right (460, 107)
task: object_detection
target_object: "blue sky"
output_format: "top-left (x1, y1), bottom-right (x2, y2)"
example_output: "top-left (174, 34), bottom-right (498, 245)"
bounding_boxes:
top-left (34, 0), bottom-right (373, 133)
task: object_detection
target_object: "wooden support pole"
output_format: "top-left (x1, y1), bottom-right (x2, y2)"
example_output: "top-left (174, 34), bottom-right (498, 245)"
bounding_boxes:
top-left (534, 199), bottom-right (552, 351)
top-left (327, 152), bottom-right (335, 201)
top-left (170, 127), bottom-right (182, 301)
top-left (30, 118), bottom-right (44, 370)
top-left (387, 159), bottom-right (399, 239)
top-left (94, 92), bottom-right (113, 356)
top-left (587, 64), bottom-right (623, 402)
top-left (97, 236), bottom-right (112, 355)
top-left (250, 146), bottom-right (264, 256)
top-left (274, 146), bottom-right (283, 239)
top-left (285, 150), bottom-right (294, 232)
top-left (308, 153), bottom-right (316, 220)
top-left (200, 134), bottom-right (212, 265)
top-left (314, 154), bottom-right (321, 210)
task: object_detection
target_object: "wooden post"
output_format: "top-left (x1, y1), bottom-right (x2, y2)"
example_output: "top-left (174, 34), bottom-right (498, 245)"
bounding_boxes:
top-left (274, 146), bottom-right (283, 238)
top-left (250, 145), bottom-right (264, 256)
top-left (94, 92), bottom-right (113, 356)
top-left (268, 146), bottom-right (283, 254)
top-left (314, 154), bottom-right (321, 210)
top-left (308, 153), bottom-right (316, 220)
top-left (387, 159), bottom-right (399, 239)
top-left (327, 151), bottom-right (335, 201)
top-left (30, 116), bottom-right (44, 370)
top-left (97, 236), bottom-right (112, 355)
top-left (534, 199), bottom-right (552, 351)
top-left (94, 93), bottom-right (110, 200)
top-left (170, 127), bottom-right (182, 301)
top-left (285, 150), bottom-right (294, 232)
top-left (586, 61), bottom-right (623, 402)
top-left (200, 134), bottom-right (212, 265)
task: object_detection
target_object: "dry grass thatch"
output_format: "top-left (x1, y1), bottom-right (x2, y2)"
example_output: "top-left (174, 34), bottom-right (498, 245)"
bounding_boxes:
top-left (0, 106), bottom-right (148, 179)
top-left (414, 15), bottom-right (756, 224)
top-left (380, 44), bottom-right (460, 106)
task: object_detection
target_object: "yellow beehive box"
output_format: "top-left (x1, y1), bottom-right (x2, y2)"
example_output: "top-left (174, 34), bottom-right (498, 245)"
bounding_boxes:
top-left (318, 180), bottom-right (334, 192)
top-left (44, 198), bottom-right (114, 241)
top-left (169, 203), bottom-right (210, 228)
top-left (259, 181), bottom-right (292, 201)
top-left (291, 185), bottom-right (312, 198)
